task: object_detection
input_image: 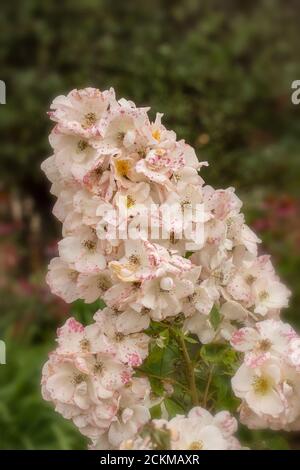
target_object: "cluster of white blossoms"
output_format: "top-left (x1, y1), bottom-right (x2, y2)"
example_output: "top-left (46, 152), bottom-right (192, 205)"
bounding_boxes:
top-left (42, 311), bottom-right (151, 449)
top-left (120, 407), bottom-right (242, 450)
top-left (41, 87), bottom-right (294, 450)
top-left (231, 319), bottom-right (300, 430)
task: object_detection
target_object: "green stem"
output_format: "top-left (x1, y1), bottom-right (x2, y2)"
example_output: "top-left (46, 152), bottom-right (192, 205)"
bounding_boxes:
top-left (175, 332), bottom-right (199, 406)
top-left (150, 321), bottom-right (200, 405)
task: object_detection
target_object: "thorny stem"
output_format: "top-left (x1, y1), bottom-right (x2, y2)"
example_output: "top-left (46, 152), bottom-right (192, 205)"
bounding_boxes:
top-left (152, 321), bottom-right (200, 406)
top-left (174, 331), bottom-right (199, 406)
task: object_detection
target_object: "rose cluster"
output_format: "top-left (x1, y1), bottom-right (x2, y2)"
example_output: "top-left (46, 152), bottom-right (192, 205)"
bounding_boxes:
top-left (120, 407), bottom-right (242, 450)
top-left (42, 310), bottom-right (151, 449)
top-left (41, 87), bottom-right (294, 450)
top-left (231, 319), bottom-right (300, 430)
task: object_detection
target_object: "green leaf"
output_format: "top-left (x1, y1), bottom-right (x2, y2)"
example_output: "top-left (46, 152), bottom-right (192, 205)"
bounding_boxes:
top-left (71, 299), bottom-right (104, 325)
top-left (149, 376), bottom-right (165, 396)
top-left (150, 403), bottom-right (162, 419)
top-left (201, 344), bottom-right (228, 364)
top-left (183, 335), bottom-right (198, 344)
top-left (157, 328), bottom-right (169, 348)
top-left (142, 344), bottom-right (164, 374)
top-left (164, 398), bottom-right (185, 418)
top-left (209, 305), bottom-right (221, 331)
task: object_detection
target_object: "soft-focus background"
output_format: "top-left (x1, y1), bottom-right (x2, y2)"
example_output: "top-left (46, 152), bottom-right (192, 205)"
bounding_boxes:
top-left (1, 0), bottom-right (300, 449)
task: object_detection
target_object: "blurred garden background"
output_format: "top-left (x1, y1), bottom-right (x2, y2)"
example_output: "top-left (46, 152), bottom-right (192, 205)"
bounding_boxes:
top-left (1, 0), bottom-right (300, 449)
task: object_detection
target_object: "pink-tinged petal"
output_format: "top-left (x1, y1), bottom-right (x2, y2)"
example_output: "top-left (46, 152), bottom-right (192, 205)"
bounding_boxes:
top-left (73, 382), bottom-right (90, 410)
top-left (213, 411), bottom-right (238, 437)
top-left (247, 389), bottom-right (284, 417)
top-left (245, 351), bottom-right (269, 368)
top-left (231, 364), bottom-right (255, 395)
top-left (46, 372), bottom-right (75, 403)
top-left (230, 327), bottom-right (258, 352)
top-left (199, 425), bottom-right (227, 450)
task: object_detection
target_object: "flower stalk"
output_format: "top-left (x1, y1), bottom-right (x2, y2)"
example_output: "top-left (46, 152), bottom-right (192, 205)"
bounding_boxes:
top-left (174, 331), bottom-right (199, 406)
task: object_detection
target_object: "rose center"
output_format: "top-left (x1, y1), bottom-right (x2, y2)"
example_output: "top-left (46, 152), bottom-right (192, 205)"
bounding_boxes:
top-left (77, 140), bottom-right (89, 152)
top-left (252, 376), bottom-right (271, 395)
top-left (83, 112), bottom-right (97, 128)
top-left (189, 440), bottom-right (204, 450)
top-left (82, 240), bottom-right (96, 251)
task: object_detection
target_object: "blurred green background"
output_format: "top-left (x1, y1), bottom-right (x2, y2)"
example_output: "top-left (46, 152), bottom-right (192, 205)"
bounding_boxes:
top-left (0, 0), bottom-right (300, 449)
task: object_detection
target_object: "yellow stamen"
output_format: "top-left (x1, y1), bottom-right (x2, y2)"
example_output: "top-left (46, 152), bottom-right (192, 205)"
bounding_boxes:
top-left (115, 332), bottom-right (125, 342)
top-left (180, 198), bottom-right (191, 210)
top-left (82, 240), bottom-right (96, 251)
top-left (128, 254), bottom-right (141, 266)
top-left (68, 270), bottom-right (78, 281)
top-left (117, 131), bottom-right (125, 144)
top-left (189, 441), bottom-right (204, 450)
top-left (246, 274), bottom-right (256, 285)
top-left (126, 195), bottom-right (135, 208)
top-left (257, 339), bottom-right (271, 352)
top-left (115, 159), bottom-right (131, 178)
top-left (252, 376), bottom-right (271, 395)
top-left (83, 112), bottom-right (97, 128)
top-left (97, 276), bottom-right (111, 291)
top-left (152, 129), bottom-right (161, 141)
top-left (80, 338), bottom-right (90, 352)
top-left (259, 290), bottom-right (269, 301)
top-left (77, 140), bottom-right (89, 152)
top-left (93, 361), bottom-right (104, 374)
top-left (72, 373), bottom-right (85, 385)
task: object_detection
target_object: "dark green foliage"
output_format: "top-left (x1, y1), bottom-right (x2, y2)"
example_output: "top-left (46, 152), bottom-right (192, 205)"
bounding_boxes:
top-left (0, 326), bottom-right (86, 449)
top-left (0, 0), bottom-right (300, 450)
top-left (1, 0), bottom-right (300, 196)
